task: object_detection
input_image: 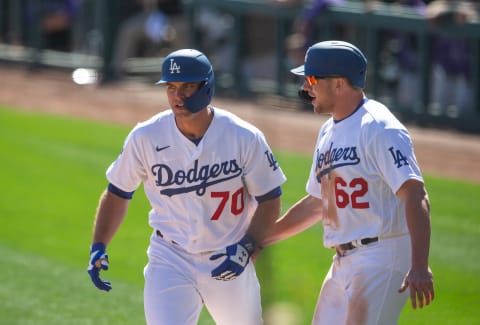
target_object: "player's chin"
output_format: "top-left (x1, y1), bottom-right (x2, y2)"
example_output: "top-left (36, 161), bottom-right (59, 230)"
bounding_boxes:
top-left (173, 105), bottom-right (189, 114)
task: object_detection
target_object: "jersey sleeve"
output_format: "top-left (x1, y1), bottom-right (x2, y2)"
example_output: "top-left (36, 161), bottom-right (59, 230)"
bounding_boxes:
top-left (368, 127), bottom-right (423, 194)
top-left (306, 125), bottom-right (326, 199)
top-left (306, 151), bottom-right (322, 199)
top-left (242, 131), bottom-right (286, 197)
top-left (106, 127), bottom-right (148, 192)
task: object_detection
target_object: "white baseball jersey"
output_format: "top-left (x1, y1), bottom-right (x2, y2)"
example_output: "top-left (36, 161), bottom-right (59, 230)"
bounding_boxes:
top-left (306, 98), bottom-right (423, 247)
top-left (106, 106), bottom-right (286, 253)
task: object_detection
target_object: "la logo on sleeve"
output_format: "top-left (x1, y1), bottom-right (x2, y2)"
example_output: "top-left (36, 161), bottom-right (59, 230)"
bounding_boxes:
top-left (388, 147), bottom-right (409, 168)
top-left (265, 150), bottom-right (279, 171)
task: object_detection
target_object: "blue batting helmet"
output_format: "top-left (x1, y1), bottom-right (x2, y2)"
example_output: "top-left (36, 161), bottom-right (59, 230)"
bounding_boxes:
top-left (291, 40), bottom-right (367, 89)
top-left (156, 49), bottom-right (215, 113)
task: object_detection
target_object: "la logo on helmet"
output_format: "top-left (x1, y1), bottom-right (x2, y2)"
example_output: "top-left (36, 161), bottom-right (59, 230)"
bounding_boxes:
top-left (169, 59), bottom-right (181, 74)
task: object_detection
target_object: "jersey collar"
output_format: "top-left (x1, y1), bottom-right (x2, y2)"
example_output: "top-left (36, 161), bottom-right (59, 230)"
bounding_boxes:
top-left (333, 97), bottom-right (368, 124)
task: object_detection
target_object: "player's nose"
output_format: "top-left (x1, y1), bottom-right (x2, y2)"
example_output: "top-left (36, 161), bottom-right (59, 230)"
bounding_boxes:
top-left (303, 80), bottom-right (312, 90)
top-left (172, 89), bottom-right (186, 99)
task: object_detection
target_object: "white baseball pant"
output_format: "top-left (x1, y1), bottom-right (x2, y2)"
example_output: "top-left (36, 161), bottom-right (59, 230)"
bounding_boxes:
top-left (312, 235), bottom-right (411, 325)
top-left (144, 233), bottom-right (263, 325)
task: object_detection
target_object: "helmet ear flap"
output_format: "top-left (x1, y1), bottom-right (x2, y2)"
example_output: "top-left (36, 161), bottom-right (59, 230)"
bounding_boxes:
top-left (183, 78), bottom-right (215, 113)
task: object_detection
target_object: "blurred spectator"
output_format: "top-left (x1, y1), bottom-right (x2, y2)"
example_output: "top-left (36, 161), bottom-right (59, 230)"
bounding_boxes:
top-left (426, 0), bottom-right (478, 117)
top-left (108, 0), bottom-right (184, 82)
top-left (239, 1), bottom-right (301, 83)
top-left (285, 0), bottom-right (345, 68)
top-left (0, 1), bottom-right (9, 42)
top-left (385, 0), bottom-right (428, 113)
top-left (25, 0), bottom-right (81, 51)
top-left (192, 6), bottom-right (235, 76)
top-left (192, 1), bottom-right (305, 91)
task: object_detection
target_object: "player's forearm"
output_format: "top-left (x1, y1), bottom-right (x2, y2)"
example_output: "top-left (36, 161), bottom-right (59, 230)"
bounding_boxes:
top-left (405, 192), bottom-right (431, 269)
top-left (397, 180), bottom-right (431, 268)
top-left (262, 195), bottom-right (322, 247)
top-left (397, 179), bottom-right (431, 268)
top-left (246, 196), bottom-right (282, 248)
top-left (92, 190), bottom-right (129, 245)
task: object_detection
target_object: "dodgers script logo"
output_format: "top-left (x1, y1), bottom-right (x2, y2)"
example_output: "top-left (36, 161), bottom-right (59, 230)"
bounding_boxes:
top-left (169, 59), bottom-right (181, 74)
top-left (151, 159), bottom-right (243, 197)
top-left (315, 142), bottom-right (360, 182)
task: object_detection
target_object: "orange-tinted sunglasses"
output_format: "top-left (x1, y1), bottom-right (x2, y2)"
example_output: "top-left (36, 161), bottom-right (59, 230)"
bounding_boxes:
top-left (305, 75), bottom-right (323, 86)
top-left (305, 75), bottom-right (337, 86)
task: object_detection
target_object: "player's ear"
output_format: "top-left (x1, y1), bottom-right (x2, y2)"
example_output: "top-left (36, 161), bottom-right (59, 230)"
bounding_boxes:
top-left (337, 77), bottom-right (352, 91)
top-left (333, 77), bottom-right (343, 90)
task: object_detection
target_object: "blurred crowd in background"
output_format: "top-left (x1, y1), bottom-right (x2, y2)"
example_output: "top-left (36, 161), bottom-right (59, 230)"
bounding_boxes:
top-left (0, 0), bottom-right (479, 120)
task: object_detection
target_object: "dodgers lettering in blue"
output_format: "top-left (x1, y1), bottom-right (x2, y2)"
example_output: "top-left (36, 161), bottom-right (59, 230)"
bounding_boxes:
top-left (315, 142), bottom-right (361, 182)
top-left (151, 159), bottom-right (243, 197)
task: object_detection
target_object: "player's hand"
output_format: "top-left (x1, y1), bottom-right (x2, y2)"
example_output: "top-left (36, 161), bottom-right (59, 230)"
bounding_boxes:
top-left (398, 266), bottom-right (434, 309)
top-left (87, 242), bottom-right (112, 291)
top-left (209, 235), bottom-right (255, 281)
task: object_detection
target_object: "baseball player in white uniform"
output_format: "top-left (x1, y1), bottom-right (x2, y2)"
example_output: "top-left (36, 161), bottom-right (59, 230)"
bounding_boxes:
top-left (87, 49), bottom-right (286, 324)
top-left (262, 41), bottom-right (434, 324)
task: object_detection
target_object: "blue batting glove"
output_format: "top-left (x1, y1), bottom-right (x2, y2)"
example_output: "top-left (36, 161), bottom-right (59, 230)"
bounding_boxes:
top-left (87, 242), bottom-right (112, 291)
top-left (210, 235), bottom-right (255, 281)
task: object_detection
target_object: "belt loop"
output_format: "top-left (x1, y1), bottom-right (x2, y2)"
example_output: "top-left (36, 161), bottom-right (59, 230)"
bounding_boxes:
top-left (352, 239), bottom-right (363, 248)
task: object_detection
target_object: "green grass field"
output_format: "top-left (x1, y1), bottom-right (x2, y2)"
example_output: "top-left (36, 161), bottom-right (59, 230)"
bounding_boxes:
top-left (1, 107), bottom-right (479, 324)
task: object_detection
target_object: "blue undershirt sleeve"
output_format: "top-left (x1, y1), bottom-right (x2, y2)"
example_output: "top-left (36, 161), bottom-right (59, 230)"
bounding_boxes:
top-left (255, 186), bottom-right (282, 203)
top-left (107, 183), bottom-right (135, 200)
